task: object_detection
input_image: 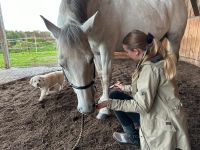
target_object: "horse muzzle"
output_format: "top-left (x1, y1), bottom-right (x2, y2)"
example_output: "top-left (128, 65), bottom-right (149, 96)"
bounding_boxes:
top-left (77, 103), bottom-right (95, 114)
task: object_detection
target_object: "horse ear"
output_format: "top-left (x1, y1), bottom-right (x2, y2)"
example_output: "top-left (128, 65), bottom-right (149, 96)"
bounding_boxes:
top-left (40, 15), bottom-right (61, 39)
top-left (81, 11), bottom-right (98, 33)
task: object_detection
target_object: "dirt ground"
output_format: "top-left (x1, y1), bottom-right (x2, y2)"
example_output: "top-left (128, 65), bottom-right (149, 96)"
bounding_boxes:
top-left (0, 59), bottom-right (199, 150)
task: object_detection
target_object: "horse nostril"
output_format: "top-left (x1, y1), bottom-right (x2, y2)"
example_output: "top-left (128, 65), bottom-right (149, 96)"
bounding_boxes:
top-left (92, 103), bottom-right (96, 108)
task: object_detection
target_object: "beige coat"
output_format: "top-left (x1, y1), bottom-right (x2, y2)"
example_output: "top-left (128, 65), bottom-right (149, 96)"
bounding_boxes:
top-left (107, 61), bottom-right (191, 150)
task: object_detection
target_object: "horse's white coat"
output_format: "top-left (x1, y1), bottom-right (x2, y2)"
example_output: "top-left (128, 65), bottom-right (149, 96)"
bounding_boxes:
top-left (42, 0), bottom-right (187, 117)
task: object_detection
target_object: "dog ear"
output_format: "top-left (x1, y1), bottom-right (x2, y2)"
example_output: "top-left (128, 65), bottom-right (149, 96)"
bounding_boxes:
top-left (29, 78), bottom-right (33, 85)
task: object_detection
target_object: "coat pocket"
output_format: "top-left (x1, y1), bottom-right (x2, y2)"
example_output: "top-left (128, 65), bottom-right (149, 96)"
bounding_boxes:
top-left (142, 116), bottom-right (177, 149)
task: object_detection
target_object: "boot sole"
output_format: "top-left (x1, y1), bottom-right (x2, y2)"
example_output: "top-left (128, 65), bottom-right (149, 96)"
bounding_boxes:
top-left (113, 136), bottom-right (140, 148)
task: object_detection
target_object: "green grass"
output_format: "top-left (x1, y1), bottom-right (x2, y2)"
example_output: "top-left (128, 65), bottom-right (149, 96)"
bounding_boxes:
top-left (0, 44), bottom-right (58, 68)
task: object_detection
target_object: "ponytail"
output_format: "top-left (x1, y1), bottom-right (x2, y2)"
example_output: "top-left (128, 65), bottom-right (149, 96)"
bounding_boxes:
top-left (163, 47), bottom-right (177, 80)
top-left (151, 39), bottom-right (177, 80)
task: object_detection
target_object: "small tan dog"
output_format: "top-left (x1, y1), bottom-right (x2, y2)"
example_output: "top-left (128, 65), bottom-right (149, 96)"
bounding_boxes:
top-left (29, 71), bottom-right (65, 102)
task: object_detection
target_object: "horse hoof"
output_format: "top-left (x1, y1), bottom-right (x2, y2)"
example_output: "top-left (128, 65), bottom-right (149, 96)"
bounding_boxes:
top-left (96, 113), bottom-right (108, 120)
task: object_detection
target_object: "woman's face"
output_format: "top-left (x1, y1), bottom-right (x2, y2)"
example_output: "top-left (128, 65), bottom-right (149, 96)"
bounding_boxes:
top-left (122, 44), bottom-right (143, 61)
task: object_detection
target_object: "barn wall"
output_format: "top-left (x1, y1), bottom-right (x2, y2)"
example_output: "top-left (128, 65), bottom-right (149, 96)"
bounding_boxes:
top-left (186, 0), bottom-right (200, 17)
top-left (180, 16), bottom-right (200, 66)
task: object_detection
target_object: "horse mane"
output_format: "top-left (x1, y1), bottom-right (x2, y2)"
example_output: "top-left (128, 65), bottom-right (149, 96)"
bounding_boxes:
top-left (59, 22), bottom-right (83, 50)
top-left (59, 0), bottom-right (88, 23)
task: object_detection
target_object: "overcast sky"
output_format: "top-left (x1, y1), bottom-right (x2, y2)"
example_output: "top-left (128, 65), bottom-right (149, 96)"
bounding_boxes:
top-left (0, 0), bottom-right (61, 31)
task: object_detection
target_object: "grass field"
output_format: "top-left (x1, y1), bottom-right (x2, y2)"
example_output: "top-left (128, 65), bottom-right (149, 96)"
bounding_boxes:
top-left (0, 44), bottom-right (57, 68)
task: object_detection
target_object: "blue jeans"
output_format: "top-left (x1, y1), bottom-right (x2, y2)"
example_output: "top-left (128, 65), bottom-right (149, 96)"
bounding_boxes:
top-left (109, 90), bottom-right (140, 127)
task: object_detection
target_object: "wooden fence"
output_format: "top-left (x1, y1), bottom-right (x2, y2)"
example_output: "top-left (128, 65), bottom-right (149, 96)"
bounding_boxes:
top-left (180, 17), bottom-right (200, 66)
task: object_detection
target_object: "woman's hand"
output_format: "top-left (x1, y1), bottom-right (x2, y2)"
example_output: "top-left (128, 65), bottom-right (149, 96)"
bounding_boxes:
top-left (96, 101), bottom-right (109, 109)
top-left (110, 81), bottom-right (124, 90)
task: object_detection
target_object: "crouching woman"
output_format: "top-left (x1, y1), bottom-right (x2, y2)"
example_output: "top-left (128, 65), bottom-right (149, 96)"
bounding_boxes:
top-left (96, 30), bottom-right (191, 150)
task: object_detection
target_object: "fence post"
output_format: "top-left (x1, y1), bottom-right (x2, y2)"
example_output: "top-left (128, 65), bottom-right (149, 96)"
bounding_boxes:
top-left (0, 3), bottom-right (10, 68)
top-left (25, 34), bottom-right (29, 52)
top-left (34, 35), bottom-right (37, 53)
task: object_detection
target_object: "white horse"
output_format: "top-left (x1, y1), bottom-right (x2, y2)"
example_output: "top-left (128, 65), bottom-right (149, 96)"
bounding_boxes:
top-left (41, 0), bottom-right (187, 119)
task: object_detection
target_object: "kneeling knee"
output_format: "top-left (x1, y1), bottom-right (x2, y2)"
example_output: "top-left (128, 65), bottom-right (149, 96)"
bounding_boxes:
top-left (109, 90), bottom-right (122, 99)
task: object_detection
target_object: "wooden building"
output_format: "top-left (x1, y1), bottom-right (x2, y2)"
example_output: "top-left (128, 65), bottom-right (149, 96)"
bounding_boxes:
top-left (180, 0), bottom-right (200, 66)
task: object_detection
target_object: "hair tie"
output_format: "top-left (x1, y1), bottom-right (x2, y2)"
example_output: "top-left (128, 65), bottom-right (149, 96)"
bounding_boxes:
top-left (146, 32), bottom-right (154, 44)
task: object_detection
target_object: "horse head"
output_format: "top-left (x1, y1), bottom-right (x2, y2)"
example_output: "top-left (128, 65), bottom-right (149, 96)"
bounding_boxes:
top-left (40, 12), bottom-right (98, 114)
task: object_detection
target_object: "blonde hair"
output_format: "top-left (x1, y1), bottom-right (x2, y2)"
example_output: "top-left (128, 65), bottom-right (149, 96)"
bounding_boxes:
top-left (123, 30), bottom-right (177, 80)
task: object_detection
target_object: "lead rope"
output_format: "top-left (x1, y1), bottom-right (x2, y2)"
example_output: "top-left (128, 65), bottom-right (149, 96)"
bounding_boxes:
top-left (71, 114), bottom-right (85, 150)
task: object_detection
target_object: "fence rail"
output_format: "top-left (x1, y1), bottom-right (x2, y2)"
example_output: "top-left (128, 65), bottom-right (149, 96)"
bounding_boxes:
top-left (0, 36), bottom-right (55, 52)
top-left (0, 36), bottom-right (57, 68)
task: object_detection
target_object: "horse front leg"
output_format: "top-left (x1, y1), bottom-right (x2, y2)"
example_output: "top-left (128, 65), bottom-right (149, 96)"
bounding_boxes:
top-left (96, 47), bottom-right (112, 120)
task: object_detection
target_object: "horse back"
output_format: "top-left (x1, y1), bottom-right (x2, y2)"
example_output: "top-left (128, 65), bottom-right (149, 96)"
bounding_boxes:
top-left (87, 0), bottom-right (187, 50)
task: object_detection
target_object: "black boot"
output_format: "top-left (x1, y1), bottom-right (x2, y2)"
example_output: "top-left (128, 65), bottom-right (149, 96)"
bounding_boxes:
top-left (112, 124), bottom-right (140, 147)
